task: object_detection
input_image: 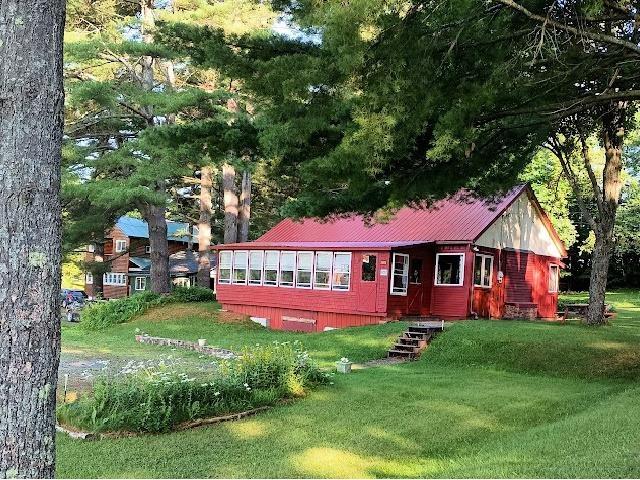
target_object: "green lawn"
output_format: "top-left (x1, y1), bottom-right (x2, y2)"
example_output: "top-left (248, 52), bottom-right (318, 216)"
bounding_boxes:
top-left (57, 290), bottom-right (640, 478)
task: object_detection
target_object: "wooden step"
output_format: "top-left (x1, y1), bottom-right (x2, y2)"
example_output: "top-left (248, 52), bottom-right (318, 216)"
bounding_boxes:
top-left (393, 343), bottom-right (418, 351)
top-left (388, 349), bottom-right (417, 358)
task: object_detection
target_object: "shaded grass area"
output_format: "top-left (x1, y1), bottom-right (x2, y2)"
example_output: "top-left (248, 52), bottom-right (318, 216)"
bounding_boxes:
top-left (61, 302), bottom-right (407, 368)
top-left (57, 291), bottom-right (640, 478)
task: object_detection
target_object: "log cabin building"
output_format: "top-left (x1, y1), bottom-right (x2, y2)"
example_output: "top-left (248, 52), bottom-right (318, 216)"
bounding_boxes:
top-left (84, 216), bottom-right (202, 299)
top-left (214, 184), bottom-right (566, 331)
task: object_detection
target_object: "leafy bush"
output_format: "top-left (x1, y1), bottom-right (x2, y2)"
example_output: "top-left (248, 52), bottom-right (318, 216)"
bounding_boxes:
top-left (171, 286), bottom-right (215, 302)
top-left (80, 292), bottom-right (166, 331)
top-left (57, 342), bottom-right (330, 433)
top-left (80, 286), bottom-right (217, 330)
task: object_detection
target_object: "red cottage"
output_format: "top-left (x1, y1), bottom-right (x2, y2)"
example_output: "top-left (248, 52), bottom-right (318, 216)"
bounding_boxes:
top-left (214, 184), bottom-right (566, 331)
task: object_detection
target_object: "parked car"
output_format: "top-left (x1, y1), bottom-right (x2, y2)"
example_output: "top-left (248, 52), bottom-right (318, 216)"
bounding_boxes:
top-left (61, 289), bottom-right (87, 307)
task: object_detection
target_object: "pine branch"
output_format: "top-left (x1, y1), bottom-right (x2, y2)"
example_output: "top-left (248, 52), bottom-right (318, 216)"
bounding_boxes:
top-left (495, 0), bottom-right (640, 56)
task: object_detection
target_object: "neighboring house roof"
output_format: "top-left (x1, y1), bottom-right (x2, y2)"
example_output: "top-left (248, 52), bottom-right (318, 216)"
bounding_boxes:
top-left (115, 216), bottom-right (197, 243)
top-left (128, 251), bottom-right (201, 277)
top-left (218, 184), bottom-right (566, 256)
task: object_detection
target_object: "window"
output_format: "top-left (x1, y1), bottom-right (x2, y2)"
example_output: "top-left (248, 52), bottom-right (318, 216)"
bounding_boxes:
top-left (232, 250), bottom-right (248, 285)
top-left (279, 251), bottom-right (296, 287)
top-left (87, 244), bottom-right (95, 253)
top-left (435, 253), bottom-right (465, 286)
top-left (173, 277), bottom-right (190, 288)
top-left (549, 264), bottom-right (559, 293)
top-left (135, 277), bottom-right (146, 291)
top-left (296, 252), bottom-right (313, 289)
top-left (362, 254), bottom-right (377, 281)
top-left (103, 273), bottom-right (126, 286)
top-left (473, 254), bottom-right (493, 288)
top-left (145, 245), bottom-right (151, 254)
top-left (390, 253), bottom-right (409, 295)
top-left (410, 258), bottom-right (423, 284)
top-left (314, 252), bottom-right (332, 289)
top-left (85, 272), bottom-right (93, 284)
top-left (263, 251), bottom-right (279, 286)
top-left (249, 251), bottom-right (264, 285)
top-left (332, 253), bottom-right (351, 291)
top-left (218, 251), bottom-right (232, 284)
top-left (115, 240), bottom-right (127, 253)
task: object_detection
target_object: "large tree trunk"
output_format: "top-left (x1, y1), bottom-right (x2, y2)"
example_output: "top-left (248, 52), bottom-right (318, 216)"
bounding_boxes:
top-left (237, 170), bottom-right (252, 242)
top-left (197, 166), bottom-right (213, 287)
top-left (223, 164), bottom-right (238, 244)
top-left (93, 241), bottom-right (105, 297)
top-left (586, 103), bottom-right (625, 325)
top-left (142, 202), bottom-right (171, 294)
top-left (0, 0), bottom-right (65, 477)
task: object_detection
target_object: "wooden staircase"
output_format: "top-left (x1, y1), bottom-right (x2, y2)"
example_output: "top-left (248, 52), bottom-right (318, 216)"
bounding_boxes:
top-left (387, 320), bottom-right (444, 360)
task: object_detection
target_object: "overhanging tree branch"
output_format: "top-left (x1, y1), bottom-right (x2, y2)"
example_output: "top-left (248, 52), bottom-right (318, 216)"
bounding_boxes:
top-left (495, 0), bottom-right (640, 56)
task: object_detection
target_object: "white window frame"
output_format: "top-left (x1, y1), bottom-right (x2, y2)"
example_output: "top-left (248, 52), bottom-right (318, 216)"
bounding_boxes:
top-left (331, 252), bottom-right (352, 291)
top-left (85, 272), bottom-right (93, 284)
top-left (278, 251), bottom-right (296, 288)
top-left (103, 273), bottom-right (126, 286)
top-left (473, 253), bottom-right (494, 288)
top-left (549, 264), bottom-right (559, 293)
top-left (145, 245), bottom-right (152, 254)
top-left (434, 253), bottom-right (465, 287)
top-left (115, 239), bottom-right (127, 253)
top-left (135, 277), bottom-right (146, 291)
top-left (390, 253), bottom-right (409, 296)
top-left (314, 252), bottom-right (333, 290)
top-left (296, 251), bottom-right (314, 289)
top-left (232, 250), bottom-right (249, 285)
top-left (248, 250), bottom-right (264, 286)
top-left (218, 251), bottom-right (233, 285)
top-left (263, 250), bottom-right (280, 287)
top-left (173, 277), bottom-right (191, 288)
top-left (87, 244), bottom-right (95, 253)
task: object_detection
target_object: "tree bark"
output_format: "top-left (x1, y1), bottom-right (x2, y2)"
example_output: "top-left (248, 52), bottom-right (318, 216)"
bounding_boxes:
top-left (237, 170), bottom-right (252, 242)
top-left (142, 203), bottom-right (171, 294)
top-left (585, 103), bottom-right (625, 325)
top-left (223, 164), bottom-right (238, 244)
top-left (0, 0), bottom-right (65, 477)
top-left (197, 166), bottom-right (213, 287)
top-left (93, 241), bottom-right (105, 297)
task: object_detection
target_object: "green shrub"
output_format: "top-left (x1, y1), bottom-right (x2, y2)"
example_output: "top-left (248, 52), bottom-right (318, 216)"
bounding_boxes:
top-left (57, 342), bottom-right (330, 433)
top-left (171, 286), bottom-right (215, 302)
top-left (80, 292), bottom-right (166, 331)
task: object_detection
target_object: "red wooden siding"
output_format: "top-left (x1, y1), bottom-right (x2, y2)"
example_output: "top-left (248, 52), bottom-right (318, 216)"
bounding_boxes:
top-left (216, 250), bottom-right (391, 331)
top-left (471, 248), bottom-right (559, 319)
top-left (429, 245), bottom-right (473, 319)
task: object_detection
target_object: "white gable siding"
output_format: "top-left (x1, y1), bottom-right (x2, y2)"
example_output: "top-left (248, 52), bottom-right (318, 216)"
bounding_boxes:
top-left (475, 192), bottom-right (564, 258)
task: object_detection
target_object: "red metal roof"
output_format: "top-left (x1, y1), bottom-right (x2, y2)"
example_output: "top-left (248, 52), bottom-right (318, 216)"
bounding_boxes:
top-left (215, 241), bottom-right (432, 251)
top-left (255, 185), bottom-right (528, 244)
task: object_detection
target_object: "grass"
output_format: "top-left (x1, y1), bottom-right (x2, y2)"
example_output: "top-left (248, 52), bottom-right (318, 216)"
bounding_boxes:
top-left (56, 290), bottom-right (640, 478)
top-left (61, 302), bottom-right (407, 368)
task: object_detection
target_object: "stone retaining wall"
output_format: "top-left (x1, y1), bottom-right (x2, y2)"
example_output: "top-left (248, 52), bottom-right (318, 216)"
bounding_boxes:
top-left (135, 335), bottom-right (236, 359)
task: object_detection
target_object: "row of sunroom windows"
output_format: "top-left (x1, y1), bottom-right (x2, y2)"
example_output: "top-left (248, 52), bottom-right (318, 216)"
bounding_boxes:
top-left (218, 250), bottom-right (353, 291)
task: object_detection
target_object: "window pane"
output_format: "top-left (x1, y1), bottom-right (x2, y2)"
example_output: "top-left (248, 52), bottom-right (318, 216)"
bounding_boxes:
top-left (249, 251), bottom-right (263, 268)
top-left (232, 251), bottom-right (248, 284)
top-left (296, 252), bottom-right (313, 288)
top-left (264, 270), bottom-right (278, 285)
top-left (410, 259), bottom-right (422, 284)
top-left (437, 254), bottom-right (462, 285)
top-left (265, 251), bottom-right (279, 268)
top-left (314, 252), bottom-right (332, 289)
top-left (474, 256), bottom-right (483, 286)
top-left (220, 251), bottom-right (232, 268)
top-left (391, 253), bottom-right (409, 294)
top-left (332, 253), bottom-right (351, 290)
top-left (483, 256), bottom-right (492, 287)
top-left (279, 252), bottom-right (295, 286)
top-left (362, 255), bottom-right (376, 281)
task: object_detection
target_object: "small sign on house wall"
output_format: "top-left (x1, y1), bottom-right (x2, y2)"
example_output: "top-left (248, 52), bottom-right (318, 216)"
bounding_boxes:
top-left (380, 268), bottom-right (388, 276)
